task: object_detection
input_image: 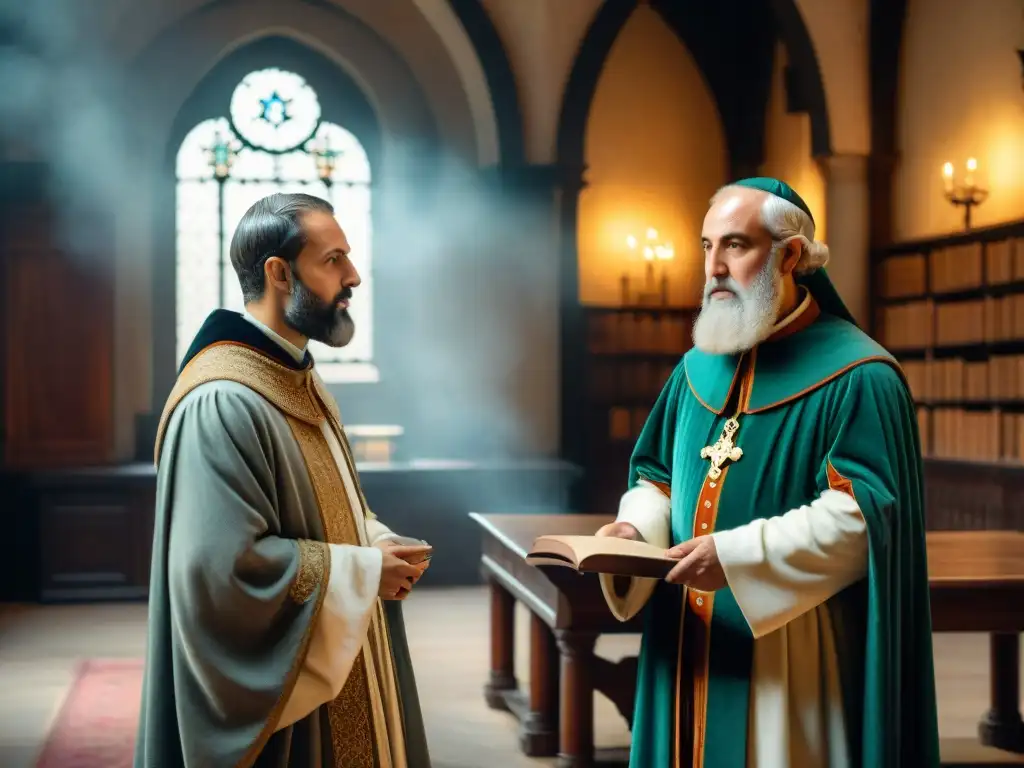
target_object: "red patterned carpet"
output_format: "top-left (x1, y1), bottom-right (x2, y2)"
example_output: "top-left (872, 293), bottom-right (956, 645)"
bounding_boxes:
top-left (35, 659), bottom-right (142, 768)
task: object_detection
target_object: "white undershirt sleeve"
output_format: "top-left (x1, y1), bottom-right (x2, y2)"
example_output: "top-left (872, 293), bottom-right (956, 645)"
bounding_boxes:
top-left (599, 479), bottom-right (672, 622)
top-left (712, 488), bottom-right (868, 639)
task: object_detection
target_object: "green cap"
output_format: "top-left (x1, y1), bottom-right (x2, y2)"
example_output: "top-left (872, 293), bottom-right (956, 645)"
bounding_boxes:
top-left (731, 176), bottom-right (815, 226)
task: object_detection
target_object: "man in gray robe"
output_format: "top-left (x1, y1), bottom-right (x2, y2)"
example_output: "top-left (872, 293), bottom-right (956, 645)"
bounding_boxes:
top-left (135, 192), bottom-right (433, 767)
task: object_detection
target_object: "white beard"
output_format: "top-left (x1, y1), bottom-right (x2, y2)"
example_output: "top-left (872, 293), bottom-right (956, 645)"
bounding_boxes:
top-left (692, 253), bottom-right (783, 355)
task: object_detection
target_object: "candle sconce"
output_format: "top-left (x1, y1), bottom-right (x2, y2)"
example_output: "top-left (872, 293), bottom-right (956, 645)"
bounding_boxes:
top-left (942, 158), bottom-right (988, 230)
top-left (311, 134), bottom-right (341, 187)
top-left (620, 227), bottom-right (675, 306)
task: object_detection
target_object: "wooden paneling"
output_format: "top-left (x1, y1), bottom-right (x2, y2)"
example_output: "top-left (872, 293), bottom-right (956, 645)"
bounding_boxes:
top-left (29, 465), bottom-right (156, 602)
top-left (2, 202), bottom-right (114, 468)
top-left (4, 456), bottom-right (1021, 604)
top-left (10, 460), bottom-right (579, 602)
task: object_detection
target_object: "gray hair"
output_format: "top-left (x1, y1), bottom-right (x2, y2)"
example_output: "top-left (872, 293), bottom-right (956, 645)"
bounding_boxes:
top-left (230, 192), bottom-right (335, 303)
top-left (713, 185), bottom-right (829, 274)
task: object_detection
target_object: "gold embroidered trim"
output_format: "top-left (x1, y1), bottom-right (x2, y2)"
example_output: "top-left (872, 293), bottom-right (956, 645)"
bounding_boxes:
top-left (284, 414), bottom-right (376, 766)
top-left (235, 569), bottom-right (329, 768)
top-left (328, 655), bottom-right (376, 768)
top-left (153, 340), bottom-right (380, 766)
top-left (309, 373), bottom-right (377, 524)
top-left (290, 539), bottom-right (329, 604)
top-left (312, 370), bottom-right (342, 424)
top-left (154, 343), bottom-right (324, 466)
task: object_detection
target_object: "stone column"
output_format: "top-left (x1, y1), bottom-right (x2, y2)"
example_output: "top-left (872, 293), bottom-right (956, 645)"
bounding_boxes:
top-left (819, 153), bottom-right (871, 328)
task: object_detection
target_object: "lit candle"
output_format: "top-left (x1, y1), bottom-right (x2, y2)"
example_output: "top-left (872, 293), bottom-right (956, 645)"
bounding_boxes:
top-left (942, 162), bottom-right (954, 193)
top-left (965, 157), bottom-right (977, 189)
top-left (622, 235), bottom-right (636, 306)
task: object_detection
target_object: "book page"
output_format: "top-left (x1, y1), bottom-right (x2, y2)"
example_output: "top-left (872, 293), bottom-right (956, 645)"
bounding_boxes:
top-left (532, 534), bottom-right (670, 561)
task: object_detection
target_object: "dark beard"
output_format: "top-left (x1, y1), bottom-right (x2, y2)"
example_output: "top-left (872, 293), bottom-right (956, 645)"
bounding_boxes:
top-left (283, 277), bottom-right (355, 347)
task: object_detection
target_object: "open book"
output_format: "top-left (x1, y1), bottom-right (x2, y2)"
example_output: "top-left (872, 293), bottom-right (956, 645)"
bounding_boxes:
top-left (526, 535), bottom-right (675, 579)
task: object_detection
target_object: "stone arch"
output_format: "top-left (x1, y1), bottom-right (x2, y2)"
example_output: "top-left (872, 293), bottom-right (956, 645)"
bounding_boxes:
top-left (790, 0), bottom-right (870, 157)
top-left (446, 0), bottom-right (526, 167)
top-left (554, 0), bottom-right (833, 475)
top-left (556, 0), bottom-right (832, 175)
top-left (147, 33), bottom-right (395, 409)
top-left (109, 0), bottom-right (529, 451)
top-left (112, 0), bottom-right (518, 167)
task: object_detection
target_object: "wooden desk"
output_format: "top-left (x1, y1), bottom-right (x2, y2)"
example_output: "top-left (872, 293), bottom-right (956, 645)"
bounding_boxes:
top-left (471, 513), bottom-right (1024, 768)
top-left (471, 513), bottom-right (640, 766)
top-left (928, 532), bottom-right (1024, 757)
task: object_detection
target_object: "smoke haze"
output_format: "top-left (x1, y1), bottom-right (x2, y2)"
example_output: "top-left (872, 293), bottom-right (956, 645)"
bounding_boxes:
top-left (1, 1), bottom-right (564, 483)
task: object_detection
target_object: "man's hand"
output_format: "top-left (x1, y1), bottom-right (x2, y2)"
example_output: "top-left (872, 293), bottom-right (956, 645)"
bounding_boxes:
top-left (378, 548), bottom-right (423, 600)
top-left (595, 521), bottom-right (641, 541)
top-left (664, 536), bottom-right (726, 592)
top-left (374, 540), bottom-right (432, 598)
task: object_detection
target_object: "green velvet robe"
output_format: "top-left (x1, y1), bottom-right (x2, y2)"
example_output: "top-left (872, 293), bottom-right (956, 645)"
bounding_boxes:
top-left (626, 307), bottom-right (940, 767)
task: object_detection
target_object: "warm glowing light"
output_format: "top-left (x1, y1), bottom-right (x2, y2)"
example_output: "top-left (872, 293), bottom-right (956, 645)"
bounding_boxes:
top-left (626, 234), bottom-right (637, 250)
top-left (940, 157), bottom-right (987, 230)
top-left (643, 246), bottom-right (654, 260)
top-left (646, 227), bottom-right (658, 241)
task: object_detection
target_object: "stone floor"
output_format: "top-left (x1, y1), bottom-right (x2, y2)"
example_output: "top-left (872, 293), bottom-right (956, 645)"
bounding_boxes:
top-left (0, 586), bottom-right (1019, 767)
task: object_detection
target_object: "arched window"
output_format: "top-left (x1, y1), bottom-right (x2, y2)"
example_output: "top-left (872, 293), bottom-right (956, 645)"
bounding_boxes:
top-left (175, 67), bottom-right (375, 383)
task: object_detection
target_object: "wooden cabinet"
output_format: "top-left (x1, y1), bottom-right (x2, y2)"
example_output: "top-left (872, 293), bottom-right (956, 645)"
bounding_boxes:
top-left (2, 460), bottom-right (579, 603)
top-left (1, 169), bottom-right (114, 468)
top-left (30, 466), bottom-right (156, 601)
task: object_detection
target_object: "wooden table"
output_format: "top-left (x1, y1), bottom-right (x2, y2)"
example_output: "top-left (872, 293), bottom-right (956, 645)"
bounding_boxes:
top-left (471, 513), bottom-right (1024, 767)
top-left (927, 531), bottom-right (1024, 760)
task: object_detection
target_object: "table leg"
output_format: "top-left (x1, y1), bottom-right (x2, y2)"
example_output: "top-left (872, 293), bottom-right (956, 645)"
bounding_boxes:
top-left (978, 633), bottom-right (1024, 753)
top-left (556, 630), bottom-right (598, 768)
top-left (484, 577), bottom-right (517, 710)
top-left (520, 613), bottom-right (560, 756)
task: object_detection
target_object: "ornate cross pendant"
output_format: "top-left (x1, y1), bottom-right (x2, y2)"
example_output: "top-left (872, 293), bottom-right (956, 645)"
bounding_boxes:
top-left (700, 417), bottom-right (743, 481)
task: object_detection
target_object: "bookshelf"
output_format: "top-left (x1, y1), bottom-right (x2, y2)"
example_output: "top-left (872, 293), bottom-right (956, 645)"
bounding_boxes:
top-left (580, 305), bottom-right (697, 512)
top-left (872, 218), bottom-right (1024, 531)
top-left (873, 219), bottom-right (1024, 461)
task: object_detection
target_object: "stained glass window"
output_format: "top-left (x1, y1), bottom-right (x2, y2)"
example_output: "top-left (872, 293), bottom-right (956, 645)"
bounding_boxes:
top-left (175, 67), bottom-right (375, 383)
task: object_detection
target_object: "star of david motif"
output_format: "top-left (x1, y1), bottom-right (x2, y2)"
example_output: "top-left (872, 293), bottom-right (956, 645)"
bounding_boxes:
top-left (259, 91), bottom-right (292, 127)
top-left (700, 417), bottom-right (743, 481)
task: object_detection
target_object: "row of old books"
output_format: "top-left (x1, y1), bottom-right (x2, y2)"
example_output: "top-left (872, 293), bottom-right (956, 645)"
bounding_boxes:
top-left (608, 406), bottom-right (651, 442)
top-left (877, 237), bottom-right (1024, 298)
top-left (879, 255), bottom-right (927, 299)
top-left (877, 301), bottom-right (933, 349)
top-left (589, 360), bottom-right (675, 403)
top-left (922, 407), bottom-right (1024, 462)
top-left (878, 295), bottom-right (1024, 349)
top-left (930, 242), bottom-right (983, 293)
top-left (587, 312), bottom-right (694, 355)
top-left (902, 356), bottom-right (1024, 401)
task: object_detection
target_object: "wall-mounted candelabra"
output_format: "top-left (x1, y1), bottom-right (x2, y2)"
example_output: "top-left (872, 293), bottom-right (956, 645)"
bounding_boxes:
top-left (942, 157), bottom-right (988, 231)
top-left (311, 134), bottom-right (341, 188)
top-left (206, 130), bottom-right (240, 307)
top-left (620, 227), bottom-right (675, 306)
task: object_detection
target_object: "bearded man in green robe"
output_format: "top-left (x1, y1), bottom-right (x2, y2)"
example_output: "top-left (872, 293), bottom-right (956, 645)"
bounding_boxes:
top-left (597, 178), bottom-right (939, 767)
top-left (135, 192), bottom-right (433, 767)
